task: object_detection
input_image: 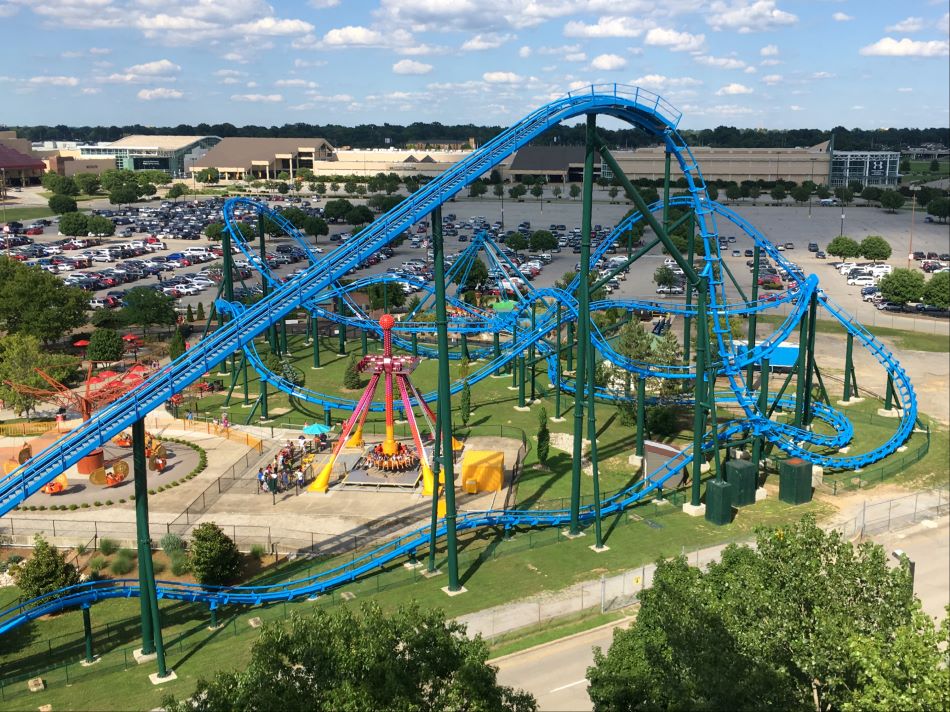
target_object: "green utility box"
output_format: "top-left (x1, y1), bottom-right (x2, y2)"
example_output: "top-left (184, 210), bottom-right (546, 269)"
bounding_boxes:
top-left (704, 479), bottom-right (734, 526)
top-left (724, 459), bottom-right (757, 506)
top-left (779, 458), bottom-right (813, 504)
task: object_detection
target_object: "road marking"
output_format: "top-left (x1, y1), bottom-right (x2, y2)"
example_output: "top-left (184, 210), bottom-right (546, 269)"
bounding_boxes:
top-left (549, 679), bottom-right (587, 693)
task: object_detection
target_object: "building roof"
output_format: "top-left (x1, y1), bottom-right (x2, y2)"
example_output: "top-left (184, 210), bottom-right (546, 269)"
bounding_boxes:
top-left (510, 145), bottom-right (586, 171)
top-left (0, 144), bottom-right (45, 171)
top-left (195, 137), bottom-right (333, 170)
top-left (108, 135), bottom-right (215, 151)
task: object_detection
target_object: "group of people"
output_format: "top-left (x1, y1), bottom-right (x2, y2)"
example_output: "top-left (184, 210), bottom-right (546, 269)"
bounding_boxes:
top-left (366, 442), bottom-right (418, 472)
top-left (257, 436), bottom-right (326, 494)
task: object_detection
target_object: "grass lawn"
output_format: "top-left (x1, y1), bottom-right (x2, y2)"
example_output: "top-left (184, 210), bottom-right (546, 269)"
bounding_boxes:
top-left (0, 207), bottom-right (56, 223)
top-left (758, 314), bottom-right (950, 353)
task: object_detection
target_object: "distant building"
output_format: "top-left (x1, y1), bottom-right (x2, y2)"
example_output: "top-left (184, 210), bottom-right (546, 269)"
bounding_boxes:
top-left (45, 155), bottom-right (116, 177)
top-left (829, 151), bottom-right (900, 188)
top-left (508, 146), bottom-right (588, 183)
top-left (0, 143), bottom-right (45, 186)
top-left (78, 135), bottom-right (221, 176)
top-left (193, 137), bottom-right (334, 180)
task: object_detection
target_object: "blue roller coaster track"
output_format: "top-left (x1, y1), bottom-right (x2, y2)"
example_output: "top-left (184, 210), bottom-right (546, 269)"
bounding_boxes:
top-left (0, 84), bottom-right (917, 634)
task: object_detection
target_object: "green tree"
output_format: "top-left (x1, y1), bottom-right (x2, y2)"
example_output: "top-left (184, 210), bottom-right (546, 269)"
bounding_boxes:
top-left (167, 183), bottom-right (188, 201)
top-left (86, 328), bottom-right (124, 362)
top-left (529, 230), bottom-right (557, 252)
top-left (315, 181), bottom-right (326, 194)
top-left (790, 185), bottom-right (811, 205)
top-left (492, 183), bottom-right (504, 199)
top-left (860, 235), bottom-right (892, 262)
top-left (922, 272), bottom-right (950, 308)
top-left (725, 184), bottom-right (741, 201)
top-left (706, 184), bottom-right (719, 201)
top-left (649, 332), bottom-right (682, 400)
top-left (58, 211), bottom-right (88, 236)
top-left (139, 183), bottom-right (157, 198)
top-left (304, 216), bottom-right (329, 240)
top-left (508, 184), bottom-right (528, 200)
top-left (816, 184), bottom-right (831, 199)
top-left (834, 186), bottom-right (854, 205)
top-left (109, 185), bottom-right (139, 206)
top-left (43, 174), bottom-right (79, 196)
top-left (162, 603), bottom-right (536, 712)
top-left (196, 167), bottom-right (219, 184)
top-left (204, 222), bottom-right (224, 241)
top-left (900, 158), bottom-right (911, 173)
top-left (86, 214), bottom-right (115, 237)
top-left (10, 535), bottom-right (79, 601)
top-left (168, 328), bottom-right (186, 361)
top-left (0, 257), bottom-right (88, 342)
top-left (880, 190), bottom-right (905, 213)
top-left (506, 232), bottom-right (528, 254)
top-left (769, 185), bottom-right (786, 202)
top-left (552, 185), bottom-right (562, 199)
top-left (645, 405), bottom-right (679, 437)
top-left (346, 205), bottom-right (374, 226)
top-left (343, 353), bottom-right (362, 389)
top-left (879, 269), bottom-right (925, 305)
top-left (366, 283), bottom-right (406, 310)
top-left (469, 181), bottom-right (488, 198)
top-left (536, 406), bottom-right (550, 466)
top-left (188, 522), bottom-right (242, 586)
top-left (121, 286), bottom-right (176, 337)
top-left (926, 197), bottom-right (949, 222)
top-left (453, 257), bottom-right (489, 292)
top-left (276, 181), bottom-right (289, 195)
top-left (530, 184), bottom-right (544, 202)
top-left (827, 236), bottom-right (861, 259)
top-left (48, 194), bottom-right (77, 214)
top-left (587, 516), bottom-right (949, 712)
top-left (343, 180), bottom-right (357, 194)
top-left (196, 302), bottom-right (206, 322)
top-left (929, 158), bottom-right (940, 172)
top-left (186, 303), bottom-right (195, 323)
top-left (323, 198), bottom-right (353, 222)
top-left (0, 334), bottom-right (77, 416)
top-left (861, 186), bottom-right (882, 204)
top-left (653, 266), bottom-right (676, 289)
top-left (459, 380), bottom-right (472, 427)
top-left (569, 184), bottom-right (581, 200)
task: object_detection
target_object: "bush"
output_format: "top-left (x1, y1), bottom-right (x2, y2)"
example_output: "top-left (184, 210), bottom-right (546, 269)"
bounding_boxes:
top-left (75, 543), bottom-right (87, 556)
top-left (160, 533), bottom-right (185, 555)
top-left (250, 543), bottom-right (266, 560)
top-left (189, 522), bottom-right (242, 585)
top-left (99, 538), bottom-right (119, 555)
top-left (88, 555), bottom-right (106, 573)
top-left (109, 555), bottom-right (135, 576)
top-left (170, 553), bottom-right (190, 576)
top-left (11, 535), bottom-right (79, 601)
top-left (152, 560), bottom-right (166, 575)
top-left (646, 405), bottom-right (679, 438)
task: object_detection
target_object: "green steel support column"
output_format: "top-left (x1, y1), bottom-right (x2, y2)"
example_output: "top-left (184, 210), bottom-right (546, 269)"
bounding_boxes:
top-left (794, 303), bottom-right (809, 427)
top-left (324, 407), bottom-right (331, 427)
top-left (337, 297), bottom-right (346, 355)
top-left (220, 220), bottom-right (237, 375)
top-left (636, 377), bottom-right (646, 457)
top-left (570, 113), bottom-right (597, 536)
top-left (361, 329), bottom-right (368, 355)
top-left (257, 214), bottom-right (275, 354)
top-left (690, 280), bottom-right (708, 507)
top-left (241, 356), bottom-right (249, 406)
top-left (566, 322), bottom-right (574, 373)
top-left (461, 333), bottom-right (469, 361)
top-left (511, 321), bottom-right (518, 385)
top-left (683, 213), bottom-right (695, 366)
top-left (518, 356), bottom-right (526, 407)
top-left (432, 205), bottom-right (461, 592)
top-left (746, 245), bottom-right (761, 390)
top-left (210, 606), bottom-right (218, 629)
top-left (662, 150), bottom-right (672, 231)
top-left (885, 375), bottom-right (895, 411)
top-left (133, 420), bottom-right (167, 676)
top-left (554, 304), bottom-right (562, 419)
top-left (529, 303), bottom-right (536, 401)
top-left (412, 332), bottom-right (419, 357)
top-left (312, 317), bottom-right (321, 368)
top-left (751, 358), bottom-right (769, 472)
top-left (427, 417), bottom-right (442, 574)
top-left (133, 423), bottom-right (154, 656)
top-left (585, 336), bottom-right (603, 548)
top-left (802, 293), bottom-right (819, 425)
top-left (280, 320), bottom-right (288, 355)
top-left (493, 332), bottom-right (500, 361)
top-left (843, 333), bottom-right (854, 401)
top-left (82, 605), bottom-right (94, 664)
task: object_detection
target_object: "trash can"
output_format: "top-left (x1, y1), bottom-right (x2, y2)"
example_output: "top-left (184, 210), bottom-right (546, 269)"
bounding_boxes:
top-left (704, 479), bottom-right (734, 525)
top-left (779, 458), bottom-right (813, 504)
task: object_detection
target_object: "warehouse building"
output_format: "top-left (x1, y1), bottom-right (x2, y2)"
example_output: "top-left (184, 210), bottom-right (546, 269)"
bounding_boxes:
top-left (828, 150), bottom-right (900, 187)
top-left (192, 137), bottom-right (334, 180)
top-left (78, 135), bottom-right (220, 176)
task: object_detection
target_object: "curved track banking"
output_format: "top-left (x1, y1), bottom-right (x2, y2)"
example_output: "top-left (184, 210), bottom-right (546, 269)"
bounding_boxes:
top-left (0, 85), bottom-right (916, 633)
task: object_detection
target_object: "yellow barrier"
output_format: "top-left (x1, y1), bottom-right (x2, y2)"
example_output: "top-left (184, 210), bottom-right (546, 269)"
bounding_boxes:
top-left (0, 421), bottom-right (58, 437)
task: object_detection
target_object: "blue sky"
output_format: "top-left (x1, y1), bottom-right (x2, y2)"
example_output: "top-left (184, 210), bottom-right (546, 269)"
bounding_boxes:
top-left (1, 0), bottom-right (948, 130)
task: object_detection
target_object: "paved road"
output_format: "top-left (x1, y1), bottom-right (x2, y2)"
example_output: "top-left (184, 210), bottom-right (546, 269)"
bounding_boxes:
top-left (494, 620), bottom-right (630, 712)
top-left (873, 516), bottom-right (950, 621)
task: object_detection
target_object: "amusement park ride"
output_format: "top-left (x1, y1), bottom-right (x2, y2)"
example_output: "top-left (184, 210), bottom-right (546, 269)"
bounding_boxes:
top-left (0, 87), bottom-right (918, 682)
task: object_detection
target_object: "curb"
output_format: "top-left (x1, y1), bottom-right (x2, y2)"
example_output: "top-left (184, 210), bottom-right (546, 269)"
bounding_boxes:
top-left (487, 614), bottom-right (636, 664)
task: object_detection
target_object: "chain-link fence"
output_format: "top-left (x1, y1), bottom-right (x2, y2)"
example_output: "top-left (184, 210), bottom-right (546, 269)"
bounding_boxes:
top-left (827, 488), bottom-right (949, 539)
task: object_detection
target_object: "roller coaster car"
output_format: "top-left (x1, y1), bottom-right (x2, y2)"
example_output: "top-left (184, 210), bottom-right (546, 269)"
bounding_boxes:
top-left (42, 474), bottom-right (68, 495)
top-left (89, 461), bottom-right (128, 487)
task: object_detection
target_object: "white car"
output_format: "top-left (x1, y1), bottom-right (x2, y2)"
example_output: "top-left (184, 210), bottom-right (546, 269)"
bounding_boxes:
top-left (847, 275), bottom-right (877, 287)
top-left (189, 278), bottom-right (215, 288)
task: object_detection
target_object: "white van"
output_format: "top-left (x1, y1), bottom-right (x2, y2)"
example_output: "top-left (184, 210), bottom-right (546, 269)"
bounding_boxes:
top-left (870, 263), bottom-right (893, 277)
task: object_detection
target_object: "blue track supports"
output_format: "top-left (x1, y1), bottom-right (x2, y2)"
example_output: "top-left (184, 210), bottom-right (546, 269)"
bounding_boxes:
top-left (432, 206), bottom-right (461, 592)
top-left (570, 113), bottom-right (597, 536)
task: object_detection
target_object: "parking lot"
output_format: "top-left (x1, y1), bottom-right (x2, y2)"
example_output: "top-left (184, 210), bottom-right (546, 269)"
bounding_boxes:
top-left (1, 194), bottom-right (947, 332)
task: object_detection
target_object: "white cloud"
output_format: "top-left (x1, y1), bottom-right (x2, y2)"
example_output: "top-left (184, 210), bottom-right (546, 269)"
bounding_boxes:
top-left (275, 79), bottom-right (318, 88)
top-left (518, 46), bottom-right (532, 58)
top-left (744, 65), bottom-right (757, 73)
top-left (760, 44), bottom-right (779, 56)
top-left (231, 93), bottom-right (282, 102)
top-left (695, 55), bottom-right (746, 69)
top-left (222, 52), bottom-right (248, 64)
top-left (645, 27), bottom-right (705, 51)
top-left (294, 58), bottom-right (327, 68)
top-left (0, 3), bottom-right (18, 18)
top-left (832, 12), bottom-right (853, 22)
top-left (811, 71), bottom-right (834, 79)
top-left (565, 52), bottom-right (587, 62)
top-left (564, 16), bottom-right (644, 38)
top-left (632, 74), bottom-right (702, 89)
top-left (234, 17), bottom-right (313, 36)
top-left (137, 87), bottom-right (183, 100)
top-left (461, 33), bottom-right (513, 51)
top-left (940, 12), bottom-right (949, 35)
top-left (103, 59), bottom-right (181, 84)
top-left (89, 47), bottom-right (111, 55)
top-left (322, 25), bottom-right (384, 46)
top-left (859, 37), bottom-right (950, 57)
top-left (81, 87), bottom-right (101, 95)
top-left (305, 92), bottom-right (353, 102)
top-left (392, 59), bottom-right (433, 75)
top-left (708, 1), bottom-right (798, 33)
top-left (897, 87), bottom-right (913, 92)
top-left (788, 105), bottom-right (803, 111)
top-left (761, 73), bottom-right (782, 85)
top-left (309, 0), bottom-right (339, 7)
top-left (483, 71), bottom-right (521, 83)
top-left (885, 17), bottom-right (925, 33)
top-left (28, 75), bottom-right (79, 86)
top-left (590, 53), bottom-right (627, 71)
top-left (851, 105), bottom-right (865, 110)
top-left (716, 82), bottom-right (753, 95)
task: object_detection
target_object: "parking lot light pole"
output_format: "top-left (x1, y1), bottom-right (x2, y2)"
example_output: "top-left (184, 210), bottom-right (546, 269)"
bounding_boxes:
top-left (839, 205), bottom-right (845, 237)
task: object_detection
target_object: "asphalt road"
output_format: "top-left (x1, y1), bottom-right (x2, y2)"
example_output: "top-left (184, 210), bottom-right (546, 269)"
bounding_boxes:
top-left (873, 517), bottom-right (950, 622)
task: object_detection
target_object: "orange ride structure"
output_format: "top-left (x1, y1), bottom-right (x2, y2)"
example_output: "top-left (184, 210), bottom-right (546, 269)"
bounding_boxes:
top-left (310, 314), bottom-right (438, 494)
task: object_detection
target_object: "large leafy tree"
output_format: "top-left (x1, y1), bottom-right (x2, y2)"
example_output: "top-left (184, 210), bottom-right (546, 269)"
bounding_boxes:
top-left (826, 236), bottom-right (860, 259)
top-left (167, 182), bottom-right (189, 201)
top-left (529, 230), bottom-right (557, 251)
top-left (323, 198), bottom-right (353, 222)
top-left (366, 282), bottom-right (407, 310)
top-left (86, 215), bottom-right (115, 237)
top-left (859, 235), bottom-right (891, 262)
top-left (922, 272), bottom-right (950, 309)
top-left (880, 190), bottom-right (905, 213)
top-left (11, 535), bottom-right (79, 602)
top-left (926, 197), bottom-right (949, 222)
top-left (0, 334), bottom-right (78, 416)
top-left (73, 173), bottom-right (100, 196)
top-left (86, 328), bottom-right (124, 362)
top-left (0, 257), bottom-right (88, 343)
top-left (587, 516), bottom-right (949, 712)
top-left (120, 286), bottom-right (176, 337)
top-left (505, 232), bottom-right (528, 254)
top-left (58, 211), bottom-right (88, 236)
top-left (188, 522), bottom-right (242, 585)
top-left (346, 205), bottom-right (374, 226)
top-left (879, 269), bottom-right (925, 305)
top-left (453, 257), bottom-right (488, 292)
top-left (653, 266), bottom-right (676, 289)
top-left (162, 603), bottom-right (537, 712)
top-left (48, 194), bottom-right (77, 214)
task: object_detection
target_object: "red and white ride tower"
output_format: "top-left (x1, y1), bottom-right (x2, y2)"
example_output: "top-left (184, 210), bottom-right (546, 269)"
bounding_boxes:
top-left (310, 314), bottom-right (437, 494)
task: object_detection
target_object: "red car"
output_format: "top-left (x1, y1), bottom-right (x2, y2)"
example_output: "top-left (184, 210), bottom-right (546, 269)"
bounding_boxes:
top-left (24, 227), bottom-right (44, 235)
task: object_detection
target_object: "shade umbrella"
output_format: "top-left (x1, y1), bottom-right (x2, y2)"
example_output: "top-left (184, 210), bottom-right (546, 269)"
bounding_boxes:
top-left (87, 376), bottom-right (104, 385)
top-left (122, 334), bottom-right (140, 342)
top-left (127, 363), bottom-right (149, 374)
top-left (73, 339), bottom-right (90, 347)
top-left (98, 370), bottom-right (118, 379)
top-left (302, 423), bottom-right (332, 436)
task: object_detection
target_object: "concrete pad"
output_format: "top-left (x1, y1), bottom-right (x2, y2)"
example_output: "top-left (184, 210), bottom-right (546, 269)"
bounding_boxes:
top-left (561, 529), bottom-right (586, 539)
top-left (589, 544), bottom-right (610, 553)
top-left (133, 648), bottom-right (157, 664)
top-left (421, 568), bottom-right (442, 578)
top-left (755, 487), bottom-right (768, 502)
top-left (149, 670), bottom-right (177, 685)
top-left (628, 454), bottom-right (643, 469)
top-left (549, 417), bottom-right (566, 423)
top-left (812, 466), bottom-right (824, 487)
top-left (838, 446), bottom-right (851, 453)
top-left (836, 397), bottom-right (864, 406)
top-left (27, 678), bottom-right (44, 693)
top-left (247, 617), bottom-right (262, 628)
top-left (442, 585), bottom-right (468, 597)
top-left (79, 656), bottom-right (101, 667)
top-left (682, 502), bottom-right (706, 517)
top-left (897, 445), bottom-right (908, 452)
top-left (877, 408), bottom-right (903, 418)
top-left (403, 560), bottom-right (423, 570)
top-left (513, 406), bottom-right (531, 412)
top-left (700, 463), bottom-right (710, 474)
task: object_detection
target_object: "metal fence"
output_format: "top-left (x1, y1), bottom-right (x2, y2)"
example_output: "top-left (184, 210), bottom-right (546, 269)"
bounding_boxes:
top-left (827, 488), bottom-right (949, 539)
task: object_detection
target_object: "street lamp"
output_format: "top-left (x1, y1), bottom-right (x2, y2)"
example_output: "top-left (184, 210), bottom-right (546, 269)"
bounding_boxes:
top-left (189, 157), bottom-right (198, 201)
top-left (908, 186), bottom-right (920, 268)
top-left (839, 204), bottom-right (845, 237)
top-left (892, 549), bottom-right (916, 600)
